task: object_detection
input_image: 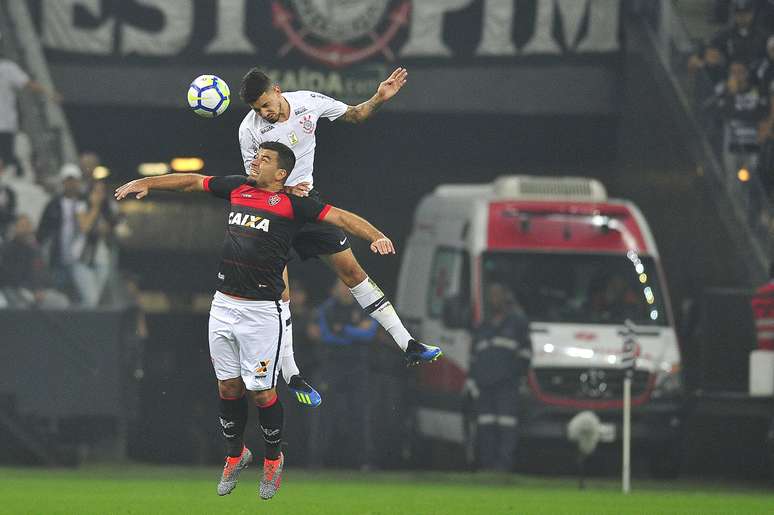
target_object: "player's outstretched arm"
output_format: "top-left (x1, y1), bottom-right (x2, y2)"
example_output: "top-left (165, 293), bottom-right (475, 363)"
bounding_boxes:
top-left (339, 67), bottom-right (407, 124)
top-left (322, 207), bottom-right (395, 255)
top-left (114, 174), bottom-right (207, 200)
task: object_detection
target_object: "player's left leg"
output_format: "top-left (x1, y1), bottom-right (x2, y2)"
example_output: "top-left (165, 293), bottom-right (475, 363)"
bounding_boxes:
top-left (237, 300), bottom-right (287, 500)
top-left (322, 248), bottom-right (442, 365)
top-left (249, 388), bottom-right (285, 500)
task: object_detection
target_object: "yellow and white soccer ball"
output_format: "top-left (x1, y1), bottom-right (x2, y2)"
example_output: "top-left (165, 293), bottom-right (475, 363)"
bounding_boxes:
top-left (187, 75), bottom-right (230, 118)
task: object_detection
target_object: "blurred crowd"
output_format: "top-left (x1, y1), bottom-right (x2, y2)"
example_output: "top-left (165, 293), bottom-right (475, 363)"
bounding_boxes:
top-left (281, 279), bottom-right (408, 471)
top-left (2, 34), bottom-right (128, 309)
top-left (0, 151), bottom-right (127, 309)
top-left (0, 36), bottom-right (136, 310)
top-left (689, 0), bottom-right (774, 198)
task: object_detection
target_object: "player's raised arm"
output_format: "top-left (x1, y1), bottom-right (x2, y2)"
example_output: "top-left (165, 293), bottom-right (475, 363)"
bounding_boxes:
top-left (321, 206), bottom-right (395, 255)
top-left (114, 173), bottom-right (208, 200)
top-left (338, 67), bottom-right (407, 124)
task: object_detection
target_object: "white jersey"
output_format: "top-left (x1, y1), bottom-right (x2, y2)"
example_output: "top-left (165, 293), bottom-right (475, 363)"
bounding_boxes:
top-left (238, 90), bottom-right (348, 188)
top-left (0, 59), bottom-right (30, 132)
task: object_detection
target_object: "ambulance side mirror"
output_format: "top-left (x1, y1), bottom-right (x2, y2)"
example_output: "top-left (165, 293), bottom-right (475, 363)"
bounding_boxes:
top-left (442, 296), bottom-right (471, 330)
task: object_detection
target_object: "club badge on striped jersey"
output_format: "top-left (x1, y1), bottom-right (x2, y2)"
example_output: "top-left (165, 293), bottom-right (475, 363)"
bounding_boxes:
top-left (268, 194), bottom-right (281, 206)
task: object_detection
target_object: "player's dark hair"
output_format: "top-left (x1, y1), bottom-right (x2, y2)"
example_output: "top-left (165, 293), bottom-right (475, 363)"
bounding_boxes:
top-left (259, 141), bottom-right (296, 179)
top-left (239, 68), bottom-right (273, 104)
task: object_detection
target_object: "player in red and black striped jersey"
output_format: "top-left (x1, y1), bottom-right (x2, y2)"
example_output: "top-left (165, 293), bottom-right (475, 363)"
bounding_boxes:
top-left (203, 173), bottom-right (331, 302)
top-left (115, 141), bottom-right (398, 500)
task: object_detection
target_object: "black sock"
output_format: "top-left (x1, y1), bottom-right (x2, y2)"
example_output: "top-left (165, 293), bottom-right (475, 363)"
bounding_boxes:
top-left (219, 395), bottom-right (248, 457)
top-left (257, 397), bottom-right (284, 460)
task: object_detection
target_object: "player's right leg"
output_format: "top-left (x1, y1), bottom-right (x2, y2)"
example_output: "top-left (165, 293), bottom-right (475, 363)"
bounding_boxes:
top-left (216, 378), bottom-right (253, 495)
top-left (293, 219), bottom-right (442, 366)
top-left (322, 249), bottom-right (442, 366)
top-left (236, 299), bottom-right (288, 500)
top-left (209, 295), bottom-right (253, 496)
top-left (250, 388), bottom-right (285, 500)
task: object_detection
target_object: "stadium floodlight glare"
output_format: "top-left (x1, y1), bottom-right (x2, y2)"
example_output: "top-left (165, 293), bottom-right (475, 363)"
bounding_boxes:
top-left (171, 157), bottom-right (205, 172)
top-left (92, 166), bottom-right (110, 180)
top-left (138, 162), bottom-right (170, 176)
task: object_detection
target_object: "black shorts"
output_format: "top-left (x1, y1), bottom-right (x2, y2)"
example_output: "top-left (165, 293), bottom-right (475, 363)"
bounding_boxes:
top-left (292, 189), bottom-right (351, 260)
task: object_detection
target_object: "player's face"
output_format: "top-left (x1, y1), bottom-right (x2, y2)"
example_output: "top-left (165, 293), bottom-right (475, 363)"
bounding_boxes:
top-left (251, 86), bottom-right (283, 123)
top-left (251, 149), bottom-right (286, 186)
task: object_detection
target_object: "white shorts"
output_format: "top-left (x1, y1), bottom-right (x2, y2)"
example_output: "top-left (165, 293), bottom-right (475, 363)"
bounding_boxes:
top-left (208, 291), bottom-right (292, 391)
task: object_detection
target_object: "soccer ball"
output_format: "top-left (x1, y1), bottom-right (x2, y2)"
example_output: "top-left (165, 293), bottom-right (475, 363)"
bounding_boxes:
top-left (187, 75), bottom-right (230, 118)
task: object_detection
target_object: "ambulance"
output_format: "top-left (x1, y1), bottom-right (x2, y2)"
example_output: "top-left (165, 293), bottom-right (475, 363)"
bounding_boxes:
top-left (396, 176), bottom-right (683, 476)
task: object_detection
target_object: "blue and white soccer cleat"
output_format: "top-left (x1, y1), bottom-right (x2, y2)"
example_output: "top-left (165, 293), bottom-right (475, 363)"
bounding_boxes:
top-left (404, 339), bottom-right (443, 367)
top-left (288, 375), bottom-right (322, 407)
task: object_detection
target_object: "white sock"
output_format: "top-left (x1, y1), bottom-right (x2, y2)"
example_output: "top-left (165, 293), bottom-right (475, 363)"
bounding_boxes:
top-left (349, 277), bottom-right (412, 351)
top-left (279, 299), bottom-right (300, 384)
top-left (281, 352), bottom-right (300, 384)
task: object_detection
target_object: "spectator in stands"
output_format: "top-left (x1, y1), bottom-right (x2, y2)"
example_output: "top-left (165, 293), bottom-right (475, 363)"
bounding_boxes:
top-left (755, 0), bottom-right (774, 34)
top-left (37, 164), bottom-right (94, 305)
top-left (689, 0), bottom-right (767, 84)
top-left (706, 59), bottom-right (769, 175)
top-left (75, 179), bottom-right (121, 307)
top-left (318, 280), bottom-right (377, 469)
top-left (754, 35), bottom-right (774, 92)
top-left (0, 214), bottom-right (69, 309)
top-left (755, 37), bottom-right (774, 193)
top-left (78, 151), bottom-right (102, 191)
top-left (0, 159), bottom-right (16, 241)
top-left (0, 49), bottom-right (61, 176)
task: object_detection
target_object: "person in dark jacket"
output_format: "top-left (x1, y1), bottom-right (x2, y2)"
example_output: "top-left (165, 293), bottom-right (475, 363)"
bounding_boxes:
top-left (468, 283), bottom-right (532, 472)
top-left (0, 215), bottom-right (69, 308)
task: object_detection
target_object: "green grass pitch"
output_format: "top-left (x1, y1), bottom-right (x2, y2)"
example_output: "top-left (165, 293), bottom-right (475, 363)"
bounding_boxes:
top-left (0, 466), bottom-right (771, 514)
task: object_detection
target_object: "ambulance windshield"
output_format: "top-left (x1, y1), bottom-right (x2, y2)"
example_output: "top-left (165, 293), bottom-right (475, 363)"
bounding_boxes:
top-left (482, 252), bottom-right (667, 326)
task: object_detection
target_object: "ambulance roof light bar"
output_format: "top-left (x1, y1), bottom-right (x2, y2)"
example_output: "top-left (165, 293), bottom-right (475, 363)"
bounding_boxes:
top-left (493, 176), bottom-right (608, 202)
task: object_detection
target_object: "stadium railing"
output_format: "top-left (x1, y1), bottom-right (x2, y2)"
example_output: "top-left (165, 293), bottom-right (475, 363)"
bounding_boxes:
top-left (633, 0), bottom-right (771, 278)
top-left (0, 0), bottom-right (78, 180)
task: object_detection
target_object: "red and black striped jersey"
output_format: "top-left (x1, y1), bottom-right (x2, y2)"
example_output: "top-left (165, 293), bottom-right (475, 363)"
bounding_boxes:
top-left (204, 175), bottom-right (330, 301)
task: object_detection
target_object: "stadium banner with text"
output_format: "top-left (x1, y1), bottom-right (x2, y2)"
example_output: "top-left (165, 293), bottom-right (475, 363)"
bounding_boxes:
top-left (30, 0), bottom-right (622, 111)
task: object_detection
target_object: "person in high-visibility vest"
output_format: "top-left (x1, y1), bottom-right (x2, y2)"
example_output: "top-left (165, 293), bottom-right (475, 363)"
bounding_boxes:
top-left (751, 263), bottom-right (774, 350)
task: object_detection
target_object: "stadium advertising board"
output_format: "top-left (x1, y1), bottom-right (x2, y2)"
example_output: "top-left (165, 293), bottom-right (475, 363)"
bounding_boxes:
top-left (33, 0), bottom-right (622, 110)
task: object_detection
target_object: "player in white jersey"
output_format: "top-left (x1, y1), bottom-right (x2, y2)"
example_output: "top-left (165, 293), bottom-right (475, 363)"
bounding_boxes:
top-left (238, 68), bottom-right (441, 406)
